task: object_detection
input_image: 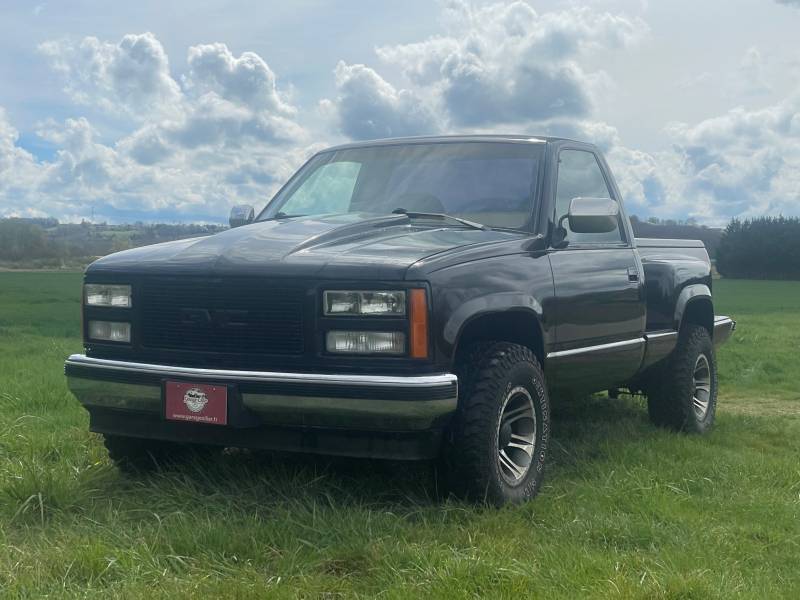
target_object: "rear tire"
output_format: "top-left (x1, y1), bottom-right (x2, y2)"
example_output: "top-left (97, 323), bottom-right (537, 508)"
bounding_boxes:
top-left (103, 435), bottom-right (219, 473)
top-left (647, 324), bottom-right (718, 433)
top-left (444, 342), bottom-right (550, 506)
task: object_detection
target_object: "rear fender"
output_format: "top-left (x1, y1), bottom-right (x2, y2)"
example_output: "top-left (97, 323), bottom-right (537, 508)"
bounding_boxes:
top-left (674, 284), bottom-right (712, 331)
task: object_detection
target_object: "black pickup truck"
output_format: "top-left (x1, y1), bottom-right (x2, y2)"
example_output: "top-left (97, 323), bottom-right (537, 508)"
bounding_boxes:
top-left (65, 135), bottom-right (734, 505)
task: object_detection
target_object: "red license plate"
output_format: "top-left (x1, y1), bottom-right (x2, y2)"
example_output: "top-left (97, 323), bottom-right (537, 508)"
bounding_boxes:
top-left (165, 381), bottom-right (228, 426)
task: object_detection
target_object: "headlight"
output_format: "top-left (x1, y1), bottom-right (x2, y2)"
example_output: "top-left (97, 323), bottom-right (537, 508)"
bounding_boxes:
top-left (85, 284), bottom-right (132, 308)
top-left (88, 320), bottom-right (131, 343)
top-left (326, 331), bottom-right (406, 355)
top-left (323, 290), bottom-right (406, 316)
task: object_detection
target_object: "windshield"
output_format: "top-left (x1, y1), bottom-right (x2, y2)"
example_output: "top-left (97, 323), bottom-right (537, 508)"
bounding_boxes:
top-left (259, 141), bottom-right (544, 229)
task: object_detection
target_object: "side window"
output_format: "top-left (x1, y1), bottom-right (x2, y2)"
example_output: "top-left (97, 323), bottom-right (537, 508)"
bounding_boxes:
top-left (279, 161), bottom-right (361, 215)
top-left (555, 150), bottom-right (623, 244)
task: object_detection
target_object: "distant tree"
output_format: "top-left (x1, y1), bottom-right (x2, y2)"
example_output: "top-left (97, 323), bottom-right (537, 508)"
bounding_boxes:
top-left (716, 217), bottom-right (800, 280)
top-left (0, 219), bottom-right (52, 260)
top-left (0, 217), bottom-right (227, 265)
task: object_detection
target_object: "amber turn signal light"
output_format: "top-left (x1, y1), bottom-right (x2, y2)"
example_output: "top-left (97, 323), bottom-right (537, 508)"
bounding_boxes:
top-left (409, 288), bottom-right (429, 359)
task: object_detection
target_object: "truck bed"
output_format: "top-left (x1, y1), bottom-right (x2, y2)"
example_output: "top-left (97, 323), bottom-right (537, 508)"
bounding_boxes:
top-left (635, 237), bottom-right (711, 332)
top-left (635, 237), bottom-right (706, 248)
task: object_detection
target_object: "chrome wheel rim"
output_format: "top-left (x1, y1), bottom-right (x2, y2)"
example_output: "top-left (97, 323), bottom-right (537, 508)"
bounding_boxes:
top-left (497, 386), bottom-right (537, 485)
top-left (692, 354), bottom-right (712, 420)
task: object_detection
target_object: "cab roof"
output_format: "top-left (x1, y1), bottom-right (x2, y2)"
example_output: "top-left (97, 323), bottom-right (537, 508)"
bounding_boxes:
top-left (324, 134), bottom-right (585, 152)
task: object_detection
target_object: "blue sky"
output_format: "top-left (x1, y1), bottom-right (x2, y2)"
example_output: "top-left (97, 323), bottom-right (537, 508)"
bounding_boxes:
top-left (1, 0), bottom-right (799, 225)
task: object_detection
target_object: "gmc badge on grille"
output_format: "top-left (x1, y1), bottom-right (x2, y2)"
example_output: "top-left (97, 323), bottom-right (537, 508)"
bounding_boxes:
top-left (180, 308), bottom-right (249, 328)
top-left (180, 308), bottom-right (212, 326)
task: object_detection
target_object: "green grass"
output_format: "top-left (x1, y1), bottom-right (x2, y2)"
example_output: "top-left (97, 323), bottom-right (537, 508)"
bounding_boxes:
top-left (0, 273), bottom-right (798, 598)
top-left (713, 279), bottom-right (800, 404)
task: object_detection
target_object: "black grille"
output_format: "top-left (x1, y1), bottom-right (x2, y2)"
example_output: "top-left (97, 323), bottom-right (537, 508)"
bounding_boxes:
top-left (139, 278), bottom-right (305, 356)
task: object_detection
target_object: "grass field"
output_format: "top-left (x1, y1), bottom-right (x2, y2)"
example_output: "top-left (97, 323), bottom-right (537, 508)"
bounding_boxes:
top-left (0, 272), bottom-right (798, 598)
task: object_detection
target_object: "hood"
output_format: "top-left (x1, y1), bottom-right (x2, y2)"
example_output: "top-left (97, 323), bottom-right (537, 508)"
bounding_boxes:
top-left (87, 213), bottom-right (526, 280)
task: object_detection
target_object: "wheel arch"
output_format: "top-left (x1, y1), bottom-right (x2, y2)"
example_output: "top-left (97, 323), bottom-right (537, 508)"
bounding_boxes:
top-left (452, 308), bottom-right (545, 366)
top-left (674, 284), bottom-right (714, 335)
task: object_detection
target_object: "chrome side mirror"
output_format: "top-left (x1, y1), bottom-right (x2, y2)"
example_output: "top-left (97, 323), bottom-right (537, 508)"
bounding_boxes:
top-left (567, 197), bottom-right (619, 233)
top-left (229, 205), bottom-right (255, 228)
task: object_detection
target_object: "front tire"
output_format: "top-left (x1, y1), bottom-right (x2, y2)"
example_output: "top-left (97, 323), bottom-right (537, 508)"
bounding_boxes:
top-left (445, 342), bottom-right (550, 505)
top-left (647, 324), bottom-right (718, 433)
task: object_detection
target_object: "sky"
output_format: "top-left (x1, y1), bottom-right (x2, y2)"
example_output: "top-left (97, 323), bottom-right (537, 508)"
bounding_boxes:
top-left (1, 0), bottom-right (799, 226)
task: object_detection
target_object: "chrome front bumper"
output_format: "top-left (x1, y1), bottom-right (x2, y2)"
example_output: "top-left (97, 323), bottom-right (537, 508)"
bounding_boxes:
top-left (64, 354), bottom-right (458, 432)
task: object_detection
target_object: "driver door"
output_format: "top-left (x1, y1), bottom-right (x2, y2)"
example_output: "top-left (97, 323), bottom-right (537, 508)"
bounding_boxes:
top-left (547, 148), bottom-right (645, 392)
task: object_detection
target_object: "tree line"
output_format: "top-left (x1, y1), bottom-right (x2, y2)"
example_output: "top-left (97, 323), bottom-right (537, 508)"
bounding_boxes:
top-left (716, 216), bottom-right (800, 280)
top-left (0, 218), bottom-right (225, 268)
top-left (0, 219), bottom-right (58, 262)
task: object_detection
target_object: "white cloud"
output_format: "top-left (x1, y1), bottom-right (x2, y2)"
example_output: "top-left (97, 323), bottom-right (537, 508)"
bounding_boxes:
top-left (39, 33), bottom-right (182, 118)
top-left (371, 1), bottom-right (647, 128)
top-left (40, 33), bottom-right (307, 154)
top-left (592, 91), bottom-right (800, 225)
top-left (117, 125), bottom-right (172, 166)
top-left (738, 47), bottom-right (770, 90)
top-left (165, 93), bottom-right (305, 150)
top-left (338, 0), bottom-right (799, 225)
top-left (326, 61), bottom-right (440, 140)
top-left (0, 108), bottom-right (43, 217)
top-left (184, 43), bottom-right (296, 115)
top-left (3, 33), bottom-right (314, 222)
top-left (322, 1), bottom-right (647, 141)
top-left (660, 95), bottom-right (800, 220)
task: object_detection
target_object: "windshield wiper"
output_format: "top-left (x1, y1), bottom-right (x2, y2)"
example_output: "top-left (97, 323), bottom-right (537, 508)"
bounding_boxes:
top-left (268, 211), bottom-right (306, 220)
top-left (391, 208), bottom-right (489, 231)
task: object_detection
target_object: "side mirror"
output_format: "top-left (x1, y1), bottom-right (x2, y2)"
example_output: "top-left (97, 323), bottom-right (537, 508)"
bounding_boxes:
top-left (229, 205), bottom-right (255, 228)
top-left (567, 197), bottom-right (619, 233)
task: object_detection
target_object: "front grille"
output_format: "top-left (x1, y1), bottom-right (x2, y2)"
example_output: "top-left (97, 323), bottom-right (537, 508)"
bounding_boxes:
top-left (139, 278), bottom-right (305, 356)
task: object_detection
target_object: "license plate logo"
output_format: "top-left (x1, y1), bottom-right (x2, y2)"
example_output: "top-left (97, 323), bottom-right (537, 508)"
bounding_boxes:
top-left (165, 381), bottom-right (227, 425)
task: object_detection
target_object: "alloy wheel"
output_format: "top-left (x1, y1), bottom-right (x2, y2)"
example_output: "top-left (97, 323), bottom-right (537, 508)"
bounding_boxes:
top-left (692, 354), bottom-right (712, 420)
top-left (496, 386), bottom-right (537, 484)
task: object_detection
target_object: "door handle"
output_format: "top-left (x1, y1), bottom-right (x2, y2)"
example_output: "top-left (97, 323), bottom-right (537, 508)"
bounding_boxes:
top-left (627, 267), bottom-right (639, 282)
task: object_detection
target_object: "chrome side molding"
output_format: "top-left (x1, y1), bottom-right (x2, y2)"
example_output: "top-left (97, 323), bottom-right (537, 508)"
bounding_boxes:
top-left (546, 337), bottom-right (645, 360)
top-left (644, 330), bottom-right (678, 342)
top-left (547, 319), bottom-right (734, 362)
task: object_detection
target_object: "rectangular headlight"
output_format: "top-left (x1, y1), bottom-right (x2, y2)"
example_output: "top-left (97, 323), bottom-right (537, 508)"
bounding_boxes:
top-left (323, 290), bottom-right (406, 316)
top-left (326, 331), bottom-right (406, 355)
top-left (88, 320), bottom-right (131, 343)
top-left (85, 284), bottom-right (132, 308)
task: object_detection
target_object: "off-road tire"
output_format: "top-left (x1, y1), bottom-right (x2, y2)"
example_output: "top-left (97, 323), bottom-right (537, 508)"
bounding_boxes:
top-left (103, 435), bottom-right (218, 473)
top-left (647, 324), bottom-right (718, 433)
top-left (444, 342), bottom-right (550, 506)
